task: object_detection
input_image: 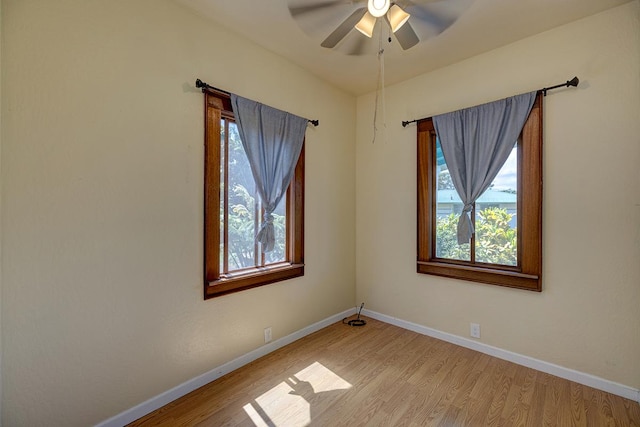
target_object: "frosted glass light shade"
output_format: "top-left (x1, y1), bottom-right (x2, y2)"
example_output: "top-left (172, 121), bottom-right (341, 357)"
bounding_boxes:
top-left (355, 12), bottom-right (376, 38)
top-left (367, 0), bottom-right (390, 18)
top-left (388, 5), bottom-right (410, 33)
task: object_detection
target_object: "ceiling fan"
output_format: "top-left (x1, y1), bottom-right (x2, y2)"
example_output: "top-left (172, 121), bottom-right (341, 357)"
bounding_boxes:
top-left (288, 0), bottom-right (471, 53)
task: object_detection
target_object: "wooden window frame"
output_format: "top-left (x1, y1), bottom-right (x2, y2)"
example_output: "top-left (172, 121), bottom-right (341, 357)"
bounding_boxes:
top-left (417, 93), bottom-right (543, 291)
top-left (203, 89), bottom-right (304, 299)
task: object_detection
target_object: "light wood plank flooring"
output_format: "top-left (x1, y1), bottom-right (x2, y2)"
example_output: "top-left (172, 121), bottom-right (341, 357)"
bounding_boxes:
top-left (130, 317), bottom-right (640, 426)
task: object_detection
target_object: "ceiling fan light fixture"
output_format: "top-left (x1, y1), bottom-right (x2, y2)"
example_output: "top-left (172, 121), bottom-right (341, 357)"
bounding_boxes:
top-left (355, 12), bottom-right (376, 38)
top-left (367, 0), bottom-right (390, 18)
top-left (388, 4), bottom-right (410, 33)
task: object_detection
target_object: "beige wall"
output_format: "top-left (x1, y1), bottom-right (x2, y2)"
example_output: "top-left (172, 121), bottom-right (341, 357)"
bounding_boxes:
top-left (0, 0), bottom-right (355, 425)
top-left (356, 0), bottom-right (640, 390)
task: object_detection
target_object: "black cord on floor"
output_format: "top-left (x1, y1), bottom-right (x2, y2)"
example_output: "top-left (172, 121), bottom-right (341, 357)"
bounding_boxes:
top-left (343, 303), bottom-right (367, 327)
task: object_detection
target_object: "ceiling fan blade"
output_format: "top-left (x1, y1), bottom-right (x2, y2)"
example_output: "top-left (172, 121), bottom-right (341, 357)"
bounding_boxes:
top-left (394, 21), bottom-right (420, 50)
top-left (289, 0), bottom-right (356, 17)
top-left (321, 7), bottom-right (367, 48)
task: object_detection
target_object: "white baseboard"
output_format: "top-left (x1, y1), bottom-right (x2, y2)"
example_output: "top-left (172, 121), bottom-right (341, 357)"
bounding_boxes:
top-left (362, 309), bottom-right (640, 404)
top-left (95, 307), bottom-right (356, 427)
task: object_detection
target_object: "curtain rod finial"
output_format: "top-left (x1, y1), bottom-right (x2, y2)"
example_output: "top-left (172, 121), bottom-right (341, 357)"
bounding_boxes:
top-left (196, 79), bottom-right (212, 93)
top-left (568, 76), bottom-right (579, 87)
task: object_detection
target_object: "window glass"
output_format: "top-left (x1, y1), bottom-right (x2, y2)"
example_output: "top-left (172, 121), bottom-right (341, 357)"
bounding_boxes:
top-left (435, 138), bottom-right (470, 261)
top-left (436, 138), bottom-right (518, 265)
top-left (266, 198), bottom-right (287, 265)
top-left (475, 145), bottom-right (517, 266)
top-left (220, 119), bottom-right (225, 273)
top-left (226, 120), bottom-right (257, 271)
top-left (435, 139), bottom-right (518, 266)
top-left (221, 120), bottom-right (287, 274)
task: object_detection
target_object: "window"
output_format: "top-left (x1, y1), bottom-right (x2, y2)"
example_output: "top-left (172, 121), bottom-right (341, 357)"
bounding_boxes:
top-left (204, 90), bottom-right (304, 299)
top-left (417, 93), bottom-right (542, 291)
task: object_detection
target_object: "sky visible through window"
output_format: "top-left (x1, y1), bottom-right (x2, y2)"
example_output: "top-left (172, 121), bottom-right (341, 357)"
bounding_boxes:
top-left (491, 147), bottom-right (517, 192)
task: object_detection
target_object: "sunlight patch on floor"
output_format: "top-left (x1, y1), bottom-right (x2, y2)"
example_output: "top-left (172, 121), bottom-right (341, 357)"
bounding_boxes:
top-left (243, 361), bottom-right (352, 426)
top-left (295, 361), bottom-right (352, 393)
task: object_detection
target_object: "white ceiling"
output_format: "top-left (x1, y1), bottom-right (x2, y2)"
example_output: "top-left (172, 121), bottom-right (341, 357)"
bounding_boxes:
top-left (177, 0), bottom-right (631, 95)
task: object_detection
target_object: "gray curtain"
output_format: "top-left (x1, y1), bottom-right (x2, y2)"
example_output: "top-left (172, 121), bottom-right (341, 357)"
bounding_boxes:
top-left (433, 91), bottom-right (536, 244)
top-left (231, 94), bottom-right (307, 252)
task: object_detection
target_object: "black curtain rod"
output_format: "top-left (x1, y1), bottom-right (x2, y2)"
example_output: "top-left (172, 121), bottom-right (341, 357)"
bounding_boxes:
top-left (195, 79), bottom-right (319, 127)
top-left (401, 76), bottom-right (579, 128)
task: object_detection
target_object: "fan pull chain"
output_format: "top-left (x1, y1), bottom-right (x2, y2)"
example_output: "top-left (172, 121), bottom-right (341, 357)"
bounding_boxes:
top-left (372, 27), bottom-right (386, 143)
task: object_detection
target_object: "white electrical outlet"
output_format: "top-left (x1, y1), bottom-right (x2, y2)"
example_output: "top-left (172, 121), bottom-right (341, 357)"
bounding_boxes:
top-left (470, 323), bottom-right (481, 339)
top-left (264, 327), bottom-right (272, 343)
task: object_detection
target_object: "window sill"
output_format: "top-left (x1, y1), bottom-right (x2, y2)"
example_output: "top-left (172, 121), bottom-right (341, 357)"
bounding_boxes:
top-left (205, 263), bottom-right (304, 299)
top-left (417, 260), bottom-right (540, 291)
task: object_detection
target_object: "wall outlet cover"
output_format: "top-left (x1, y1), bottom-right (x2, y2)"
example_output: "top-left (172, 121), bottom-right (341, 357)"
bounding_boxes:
top-left (470, 323), bottom-right (481, 339)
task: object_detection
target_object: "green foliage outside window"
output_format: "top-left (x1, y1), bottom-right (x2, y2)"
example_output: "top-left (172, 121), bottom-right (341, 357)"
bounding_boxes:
top-left (227, 184), bottom-right (285, 269)
top-left (436, 207), bottom-right (517, 266)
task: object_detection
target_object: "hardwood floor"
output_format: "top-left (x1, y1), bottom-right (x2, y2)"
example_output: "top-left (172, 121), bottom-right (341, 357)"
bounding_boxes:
top-left (130, 317), bottom-right (640, 426)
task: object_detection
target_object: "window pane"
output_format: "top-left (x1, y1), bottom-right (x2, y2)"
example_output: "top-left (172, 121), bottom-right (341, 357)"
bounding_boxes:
top-left (475, 144), bottom-right (518, 266)
top-left (223, 122), bottom-right (288, 272)
top-left (435, 138), bottom-right (470, 261)
top-left (226, 122), bottom-right (258, 271)
top-left (220, 119), bottom-right (226, 273)
top-left (264, 197), bottom-right (286, 265)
